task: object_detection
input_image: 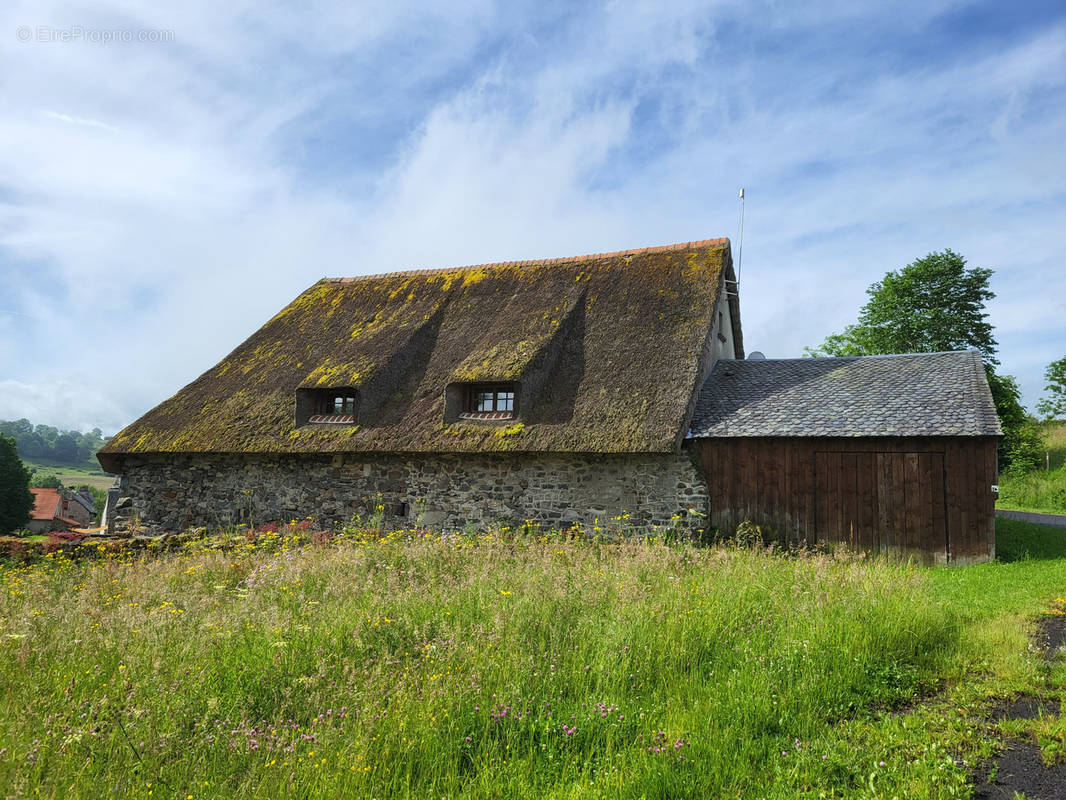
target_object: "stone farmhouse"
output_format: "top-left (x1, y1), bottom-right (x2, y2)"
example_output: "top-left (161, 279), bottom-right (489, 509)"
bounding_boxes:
top-left (98, 238), bottom-right (1000, 563)
top-left (28, 487), bottom-right (95, 533)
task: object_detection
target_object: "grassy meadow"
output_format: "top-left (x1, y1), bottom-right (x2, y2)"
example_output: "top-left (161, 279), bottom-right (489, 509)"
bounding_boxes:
top-left (1, 521), bottom-right (1065, 799)
top-left (22, 457), bottom-right (116, 492)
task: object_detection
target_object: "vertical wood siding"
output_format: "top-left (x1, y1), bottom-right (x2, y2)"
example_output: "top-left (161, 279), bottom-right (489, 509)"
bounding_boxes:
top-left (695, 436), bottom-right (997, 565)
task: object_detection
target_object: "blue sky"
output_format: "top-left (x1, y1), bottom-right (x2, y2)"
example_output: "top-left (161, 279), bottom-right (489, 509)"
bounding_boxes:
top-left (1, 0), bottom-right (1064, 434)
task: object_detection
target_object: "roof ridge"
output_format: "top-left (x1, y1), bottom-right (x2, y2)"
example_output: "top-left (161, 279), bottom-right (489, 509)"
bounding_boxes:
top-left (323, 237), bottom-right (730, 284)
top-left (722, 351), bottom-right (978, 364)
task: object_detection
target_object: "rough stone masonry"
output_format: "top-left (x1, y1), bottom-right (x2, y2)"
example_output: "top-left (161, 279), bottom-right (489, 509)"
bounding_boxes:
top-left (114, 450), bottom-right (710, 535)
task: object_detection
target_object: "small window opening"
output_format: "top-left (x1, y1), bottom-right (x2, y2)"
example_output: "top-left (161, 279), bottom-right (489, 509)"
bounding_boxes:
top-left (459, 383), bottom-right (517, 420)
top-left (319, 392), bottom-right (356, 416)
top-left (296, 387), bottom-right (359, 425)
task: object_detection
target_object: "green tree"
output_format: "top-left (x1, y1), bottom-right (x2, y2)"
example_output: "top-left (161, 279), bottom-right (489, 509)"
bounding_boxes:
top-left (30, 473), bottom-right (64, 489)
top-left (0, 434), bottom-right (34, 534)
top-left (806, 249), bottom-right (1035, 472)
top-left (0, 418), bottom-right (110, 465)
top-left (806, 249), bottom-right (997, 361)
top-left (987, 373), bottom-right (1044, 475)
top-left (1036, 356), bottom-right (1066, 420)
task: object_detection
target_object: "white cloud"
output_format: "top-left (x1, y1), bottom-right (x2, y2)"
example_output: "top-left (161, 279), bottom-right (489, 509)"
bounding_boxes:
top-left (0, 378), bottom-right (130, 434)
top-left (40, 110), bottom-right (121, 132)
top-left (1, 0), bottom-right (1064, 433)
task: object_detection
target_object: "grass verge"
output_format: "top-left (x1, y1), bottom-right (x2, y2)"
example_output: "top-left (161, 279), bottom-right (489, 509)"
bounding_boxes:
top-left (0, 520), bottom-right (1064, 798)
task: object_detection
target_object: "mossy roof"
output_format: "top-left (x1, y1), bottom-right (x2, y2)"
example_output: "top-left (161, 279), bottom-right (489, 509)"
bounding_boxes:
top-left (99, 239), bottom-right (735, 471)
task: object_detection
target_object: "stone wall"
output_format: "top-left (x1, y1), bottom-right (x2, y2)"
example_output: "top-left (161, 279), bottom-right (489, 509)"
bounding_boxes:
top-left (115, 449), bottom-right (710, 535)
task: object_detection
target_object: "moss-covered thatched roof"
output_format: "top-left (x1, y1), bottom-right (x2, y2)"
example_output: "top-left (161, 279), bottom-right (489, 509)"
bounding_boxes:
top-left (99, 239), bottom-right (738, 472)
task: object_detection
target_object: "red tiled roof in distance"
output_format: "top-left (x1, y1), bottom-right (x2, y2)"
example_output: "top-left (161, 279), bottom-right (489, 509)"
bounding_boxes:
top-left (30, 488), bottom-right (62, 521)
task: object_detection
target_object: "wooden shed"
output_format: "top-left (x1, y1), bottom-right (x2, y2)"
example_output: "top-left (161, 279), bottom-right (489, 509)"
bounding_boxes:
top-left (687, 352), bottom-right (1001, 565)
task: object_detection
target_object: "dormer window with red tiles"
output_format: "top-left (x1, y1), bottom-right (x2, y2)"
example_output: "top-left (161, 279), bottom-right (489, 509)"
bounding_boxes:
top-left (310, 391), bottom-right (356, 423)
top-left (459, 384), bottom-right (516, 421)
top-left (294, 388), bottom-right (359, 425)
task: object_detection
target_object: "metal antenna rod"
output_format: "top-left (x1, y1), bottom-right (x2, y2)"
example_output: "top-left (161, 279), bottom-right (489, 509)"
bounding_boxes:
top-left (736, 187), bottom-right (745, 284)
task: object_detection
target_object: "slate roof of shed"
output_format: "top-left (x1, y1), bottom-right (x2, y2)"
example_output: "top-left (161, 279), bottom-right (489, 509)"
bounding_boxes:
top-left (688, 351), bottom-right (1001, 438)
top-left (99, 238), bottom-right (740, 472)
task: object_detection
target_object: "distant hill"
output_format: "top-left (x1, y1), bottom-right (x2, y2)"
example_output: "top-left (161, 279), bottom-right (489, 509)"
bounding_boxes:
top-left (0, 418), bottom-right (110, 467)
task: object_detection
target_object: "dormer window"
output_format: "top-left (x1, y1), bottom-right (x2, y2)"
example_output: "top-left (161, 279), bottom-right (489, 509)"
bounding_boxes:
top-left (473, 387), bottom-right (514, 414)
top-left (444, 382), bottom-right (518, 422)
top-left (312, 391), bottom-right (356, 422)
top-left (295, 387), bottom-right (358, 426)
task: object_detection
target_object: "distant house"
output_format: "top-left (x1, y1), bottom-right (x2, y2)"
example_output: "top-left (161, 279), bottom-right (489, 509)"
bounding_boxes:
top-left (28, 487), bottom-right (94, 533)
top-left (98, 238), bottom-right (1000, 563)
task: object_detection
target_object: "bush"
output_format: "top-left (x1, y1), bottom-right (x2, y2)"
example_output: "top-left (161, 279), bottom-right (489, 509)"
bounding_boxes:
top-left (1002, 422), bottom-right (1046, 477)
top-left (29, 473), bottom-right (63, 489)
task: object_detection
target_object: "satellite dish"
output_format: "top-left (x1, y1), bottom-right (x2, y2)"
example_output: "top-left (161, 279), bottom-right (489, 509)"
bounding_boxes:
top-left (747, 351), bottom-right (766, 360)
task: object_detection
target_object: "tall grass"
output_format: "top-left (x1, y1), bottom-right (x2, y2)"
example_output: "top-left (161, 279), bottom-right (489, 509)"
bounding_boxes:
top-left (1045, 422), bottom-right (1066, 471)
top-left (1, 521), bottom-right (1063, 799)
top-left (996, 467), bottom-right (1066, 514)
top-left (997, 422), bottom-right (1066, 514)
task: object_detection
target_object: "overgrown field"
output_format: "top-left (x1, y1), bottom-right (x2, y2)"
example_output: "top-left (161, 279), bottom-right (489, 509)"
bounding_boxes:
top-left (1, 522), bottom-right (1064, 799)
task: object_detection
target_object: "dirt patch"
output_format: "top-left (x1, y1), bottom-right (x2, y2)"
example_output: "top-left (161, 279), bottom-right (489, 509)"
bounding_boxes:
top-left (972, 615), bottom-right (1065, 799)
top-left (972, 743), bottom-right (1066, 800)
top-left (1037, 614), bottom-right (1066, 658)
top-left (990, 695), bottom-right (1060, 723)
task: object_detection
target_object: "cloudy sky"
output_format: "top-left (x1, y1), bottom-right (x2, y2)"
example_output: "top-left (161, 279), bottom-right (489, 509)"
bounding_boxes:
top-left (1, 0), bottom-right (1063, 434)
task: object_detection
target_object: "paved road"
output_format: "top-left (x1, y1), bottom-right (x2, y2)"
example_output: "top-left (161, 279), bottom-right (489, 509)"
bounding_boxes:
top-left (995, 509), bottom-right (1066, 529)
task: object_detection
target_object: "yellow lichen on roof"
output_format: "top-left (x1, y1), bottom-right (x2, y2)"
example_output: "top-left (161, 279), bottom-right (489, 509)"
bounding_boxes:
top-left (98, 238), bottom-right (736, 472)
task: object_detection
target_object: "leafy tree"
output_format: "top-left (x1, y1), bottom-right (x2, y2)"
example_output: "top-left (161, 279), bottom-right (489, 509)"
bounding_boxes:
top-left (806, 249), bottom-right (997, 361)
top-left (0, 418), bottom-right (110, 465)
top-left (1036, 356), bottom-right (1066, 420)
top-left (30, 473), bottom-right (64, 489)
top-left (0, 435), bottom-right (34, 534)
top-left (806, 249), bottom-right (1037, 472)
top-left (987, 373), bottom-right (1044, 475)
